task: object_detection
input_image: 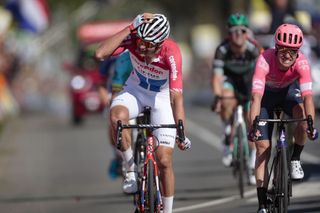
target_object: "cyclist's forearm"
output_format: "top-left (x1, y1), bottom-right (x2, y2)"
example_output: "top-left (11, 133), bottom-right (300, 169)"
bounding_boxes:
top-left (303, 94), bottom-right (315, 120)
top-left (170, 91), bottom-right (186, 125)
top-left (95, 26), bottom-right (131, 59)
top-left (211, 74), bottom-right (223, 96)
top-left (249, 93), bottom-right (262, 125)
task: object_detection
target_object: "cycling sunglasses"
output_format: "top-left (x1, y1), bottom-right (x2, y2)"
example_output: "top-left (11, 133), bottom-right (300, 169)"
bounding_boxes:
top-left (229, 26), bottom-right (247, 34)
top-left (276, 46), bottom-right (299, 57)
top-left (136, 38), bottom-right (161, 52)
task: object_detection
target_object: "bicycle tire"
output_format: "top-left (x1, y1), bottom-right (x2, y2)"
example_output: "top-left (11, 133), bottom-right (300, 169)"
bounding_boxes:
top-left (134, 132), bottom-right (145, 174)
top-left (133, 130), bottom-right (145, 210)
top-left (275, 148), bottom-right (289, 213)
top-left (146, 159), bottom-right (156, 213)
top-left (237, 125), bottom-right (245, 198)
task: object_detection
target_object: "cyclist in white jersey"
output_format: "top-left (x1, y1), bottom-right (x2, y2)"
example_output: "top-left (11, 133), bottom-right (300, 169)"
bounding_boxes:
top-left (95, 13), bottom-right (191, 213)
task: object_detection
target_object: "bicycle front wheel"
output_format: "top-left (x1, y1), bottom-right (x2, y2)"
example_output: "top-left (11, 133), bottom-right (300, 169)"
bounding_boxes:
top-left (236, 125), bottom-right (245, 198)
top-left (146, 159), bottom-right (156, 213)
top-left (276, 148), bottom-right (289, 213)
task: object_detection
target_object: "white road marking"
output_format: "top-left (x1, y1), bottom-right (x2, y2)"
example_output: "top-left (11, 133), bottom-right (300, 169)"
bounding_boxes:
top-left (173, 118), bottom-right (320, 212)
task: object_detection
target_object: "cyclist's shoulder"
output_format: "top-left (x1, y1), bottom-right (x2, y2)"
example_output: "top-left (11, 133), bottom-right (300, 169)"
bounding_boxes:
top-left (216, 39), bottom-right (230, 53)
top-left (246, 37), bottom-right (263, 54)
top-left (160, 38), bottom-right (182, 60)
top-left (260, 48), bottom-right (275, 59)
top-left (162, 38), bottom-right (180, 52)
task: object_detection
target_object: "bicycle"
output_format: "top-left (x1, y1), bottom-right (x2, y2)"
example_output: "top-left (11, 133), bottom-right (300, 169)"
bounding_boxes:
top-left (252, 108), bottom-right (314, 213)
top-left (218, 96), bottom-right (251, 198)
top-left (133, 107), bottom-right (150, 185)
top-left (116, 106), bottom-right (185, 213)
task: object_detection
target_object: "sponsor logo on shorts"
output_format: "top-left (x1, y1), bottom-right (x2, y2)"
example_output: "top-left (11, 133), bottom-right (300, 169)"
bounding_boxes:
top-left (258, 121), bottom-right (267, 126)
top-left (160, 134), bottom-right (175, 139)
top-left (160, 141), bottom-right (170, 145)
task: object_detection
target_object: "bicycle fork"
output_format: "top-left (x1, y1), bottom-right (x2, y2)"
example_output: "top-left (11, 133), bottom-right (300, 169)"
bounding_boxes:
top-left (139, 136), bottom-right (162, 213)
top-left (232, 106), bottom-right (250, 165)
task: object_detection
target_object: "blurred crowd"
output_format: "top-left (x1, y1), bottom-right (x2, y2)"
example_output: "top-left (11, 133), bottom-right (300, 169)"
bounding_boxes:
top-left (0, 0), bottom-right (320, 129)
top-left (0, 6), bottom-right (19, 127)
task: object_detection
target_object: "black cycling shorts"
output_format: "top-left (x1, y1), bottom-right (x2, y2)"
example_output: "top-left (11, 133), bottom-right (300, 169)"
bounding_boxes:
top-left (256, 81), bottom-right (303, 141)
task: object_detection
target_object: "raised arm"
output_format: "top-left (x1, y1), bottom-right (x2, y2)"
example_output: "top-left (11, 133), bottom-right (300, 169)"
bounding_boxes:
top-left (95, 13), bottom-right (154, 60)
top-left (95, 27), bottom-right (131, 60)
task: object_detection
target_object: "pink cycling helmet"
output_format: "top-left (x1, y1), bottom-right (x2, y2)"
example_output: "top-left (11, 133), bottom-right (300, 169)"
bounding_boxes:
top-left (275, 24), bottom-right (303, 48)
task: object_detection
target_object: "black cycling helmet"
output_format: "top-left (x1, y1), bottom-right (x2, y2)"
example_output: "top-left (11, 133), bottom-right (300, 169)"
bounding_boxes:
top-left (227, 13), bottom-right (249, 28)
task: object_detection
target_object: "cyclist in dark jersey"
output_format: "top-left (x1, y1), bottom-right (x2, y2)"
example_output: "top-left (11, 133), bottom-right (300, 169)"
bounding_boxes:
top-left (211, 13), bottom-right (262, 185)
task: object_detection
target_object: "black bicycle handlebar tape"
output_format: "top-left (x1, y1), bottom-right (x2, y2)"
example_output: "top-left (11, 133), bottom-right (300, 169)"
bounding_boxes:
top-left (116, 120), bottom-right (123, 150)
top-left (177, 119), bottom-right (185, 142)
top-left (307, 115), bottom-right (314, 134)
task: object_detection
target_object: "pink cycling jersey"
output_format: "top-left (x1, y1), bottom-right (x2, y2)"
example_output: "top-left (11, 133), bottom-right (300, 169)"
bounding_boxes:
top-left (112, 34), bottom-right (183, 93)
top-left (252, 48), bottom-right (313, 96)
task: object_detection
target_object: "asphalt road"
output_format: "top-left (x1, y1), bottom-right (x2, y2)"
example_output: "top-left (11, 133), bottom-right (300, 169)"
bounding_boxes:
top-left (0, 103), bottom-right (319, 213)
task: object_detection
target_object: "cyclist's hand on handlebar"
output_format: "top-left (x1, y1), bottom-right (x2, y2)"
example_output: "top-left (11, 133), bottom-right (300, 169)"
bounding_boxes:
top-left (248, 127), bottom-right (261, 142)
top-left (129, 13), bottom-right (154, 31)
top-left (176, 137), bottom-right (191, 151)
top-left (307, 128), bottom-right (318, 141)
top-left (211, 96), bottom-right (221, 113)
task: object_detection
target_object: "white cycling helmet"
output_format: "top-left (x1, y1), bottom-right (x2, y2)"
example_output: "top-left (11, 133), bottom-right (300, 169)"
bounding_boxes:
top-left (137, 14), bottom-right (170, 44)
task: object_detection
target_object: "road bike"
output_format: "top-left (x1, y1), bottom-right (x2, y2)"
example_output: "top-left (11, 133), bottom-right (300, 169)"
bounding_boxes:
top-left (218, 96), bottom-right (251, 198)
top-left (252, 108), bottom-right (314, 213)
top-left (116, 106), bottom-right (185, 213)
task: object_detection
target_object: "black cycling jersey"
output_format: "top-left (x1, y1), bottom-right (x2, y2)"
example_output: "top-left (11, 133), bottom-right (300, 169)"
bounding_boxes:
top-left (212, 38), bottom-right (261, 101)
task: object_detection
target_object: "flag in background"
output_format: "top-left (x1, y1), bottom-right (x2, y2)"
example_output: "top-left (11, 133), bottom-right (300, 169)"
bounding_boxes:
top-left (6, 0), bottom-right (50, 34)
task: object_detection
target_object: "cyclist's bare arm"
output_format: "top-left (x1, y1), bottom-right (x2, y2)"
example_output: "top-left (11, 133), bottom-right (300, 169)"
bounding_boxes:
top-left (170, 90), bottom-right (186, 125)
top-left (95, 26), bottom-right (131, 60)
top-left (249, 93), bottom-right (262, 126)
top-left (98, 86), bottom-right (111, 106)
top-left (303, 94), bottom-right (315, 122)
top-left (211, 73), bottom-right (223, 97)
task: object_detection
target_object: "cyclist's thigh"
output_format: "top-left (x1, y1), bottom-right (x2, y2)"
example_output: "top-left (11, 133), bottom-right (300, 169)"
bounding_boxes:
top-left (221, 78), bottom-right (236, 107)
top-left (150, 95), bottom-right (176, 149)
top-left (110, 89), bottom-right (141, 119)
top-left (258, 89), bottom-right (282, 141)
top-left (283, 81), bottom-right (303, 117)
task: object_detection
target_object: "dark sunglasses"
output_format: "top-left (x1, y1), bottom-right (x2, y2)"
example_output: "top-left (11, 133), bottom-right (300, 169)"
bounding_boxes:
top-left (229, 27), bottom-right (247, 34)
top-left (136, 38), bottom-right (161, 51)
top-left (277, 46), bottom-right (298, 57)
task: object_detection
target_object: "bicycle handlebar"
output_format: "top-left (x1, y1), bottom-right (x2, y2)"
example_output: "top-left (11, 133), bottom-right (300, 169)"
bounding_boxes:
top-left (116, 119), bottom-right (185, 150)
top-left (252, 114), bottom-right (315, 139)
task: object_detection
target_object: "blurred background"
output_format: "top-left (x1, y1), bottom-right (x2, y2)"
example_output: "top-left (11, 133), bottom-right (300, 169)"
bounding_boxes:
top-left (0, 0), bottom-right (320, 123)
top-left (0, 0), bottom-right (320, 212)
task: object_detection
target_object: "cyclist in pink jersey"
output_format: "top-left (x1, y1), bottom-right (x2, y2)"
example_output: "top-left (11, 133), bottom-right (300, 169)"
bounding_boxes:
top-left (95, 13), bottom-right (190, 213)
top-left (249, 24), bottom-right (318, 213)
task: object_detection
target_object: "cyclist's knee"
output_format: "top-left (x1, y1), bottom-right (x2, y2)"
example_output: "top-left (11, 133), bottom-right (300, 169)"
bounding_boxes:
top-left (110, 106), bottom-right (129, 126)
top-left (292, 103), bottom-right (304, 118)
top-left (156, 150), bottom-right (173, 170)
top-left (256, 140), bottom-right (270, 155)
top-left (221, 107), bottom-right (233, 122)
top-left (158, 157), bottom-right (172, 170)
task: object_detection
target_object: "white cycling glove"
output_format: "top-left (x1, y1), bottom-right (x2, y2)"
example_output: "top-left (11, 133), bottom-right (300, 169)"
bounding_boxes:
top-left (129, 14), bottom-right (144, 31)
top-left (129, 13), bottom-right (154, 31)
top-left (177, 137), bottom-right (191, 151)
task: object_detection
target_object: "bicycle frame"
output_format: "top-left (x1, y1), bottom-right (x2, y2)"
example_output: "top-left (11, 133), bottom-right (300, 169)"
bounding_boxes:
top-left (253, 113), bottom-right (313, 213)
top-left (231, 104), bottom-right (250, 198)
top-left (116, 109), bottom-right (185, 213)
top-left (232, 105), bottom-right (250, 160)
top-left (266, 121), bottom-right (290, 213)
top-left (139, 131), bottom-right (162, 212)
